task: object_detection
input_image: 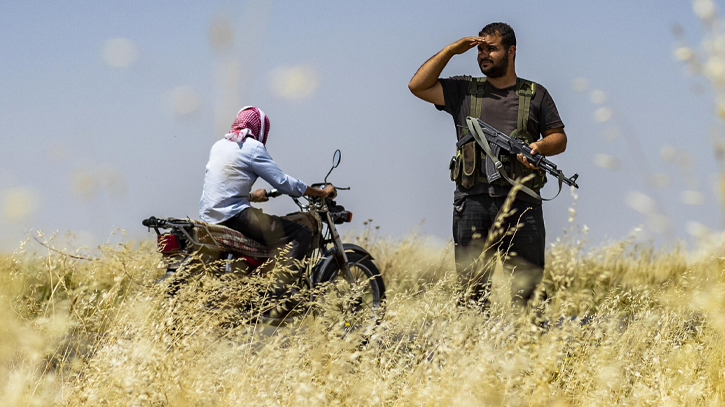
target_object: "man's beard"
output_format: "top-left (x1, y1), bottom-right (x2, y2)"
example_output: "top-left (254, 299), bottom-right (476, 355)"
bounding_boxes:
top-left (480, 55), bottom-right (509, 78)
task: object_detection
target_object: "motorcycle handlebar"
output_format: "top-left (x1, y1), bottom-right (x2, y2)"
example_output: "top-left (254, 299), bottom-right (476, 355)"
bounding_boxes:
top-left (310, 183), bottom-right (350, 190)
top-left (142, 216), bottom-right (166, 228)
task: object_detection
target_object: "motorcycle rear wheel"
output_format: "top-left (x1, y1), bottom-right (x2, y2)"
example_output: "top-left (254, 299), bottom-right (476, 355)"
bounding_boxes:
top-left (318, 252), bottom-right (385, 318)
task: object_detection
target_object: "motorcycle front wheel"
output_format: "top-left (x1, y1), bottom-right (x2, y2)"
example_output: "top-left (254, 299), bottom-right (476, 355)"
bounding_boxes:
top-left (318, 252), bottom-right (385, 317)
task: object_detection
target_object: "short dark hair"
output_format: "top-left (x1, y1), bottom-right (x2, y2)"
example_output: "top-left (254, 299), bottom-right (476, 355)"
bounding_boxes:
top-left (479, 22), bottom-right (516, 51)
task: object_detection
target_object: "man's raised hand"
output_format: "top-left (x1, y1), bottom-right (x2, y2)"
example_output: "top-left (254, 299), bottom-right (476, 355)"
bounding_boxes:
top-left (409, 36), bottom-right (486, 105)
top-left (447, 37), bottom-right (486, 56)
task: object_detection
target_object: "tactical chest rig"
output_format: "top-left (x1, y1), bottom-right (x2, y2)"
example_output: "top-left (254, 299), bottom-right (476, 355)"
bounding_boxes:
top-left (450, 77), bottom-right (547, 197)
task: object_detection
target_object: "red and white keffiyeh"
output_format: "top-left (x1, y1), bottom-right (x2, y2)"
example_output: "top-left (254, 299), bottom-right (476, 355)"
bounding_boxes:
top-left (224, 106), bottom-right (270, 144)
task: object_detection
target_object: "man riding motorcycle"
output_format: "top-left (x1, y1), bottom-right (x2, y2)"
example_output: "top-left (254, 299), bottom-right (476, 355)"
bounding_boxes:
top-left (199, 106), bottom-right (336, 293)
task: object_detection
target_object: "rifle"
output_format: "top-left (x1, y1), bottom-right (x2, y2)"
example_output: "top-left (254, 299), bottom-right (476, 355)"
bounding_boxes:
top-left (465, 116), bottom-right (579, 200)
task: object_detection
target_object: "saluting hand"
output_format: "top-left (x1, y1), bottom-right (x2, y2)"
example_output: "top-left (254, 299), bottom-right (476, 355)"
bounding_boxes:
top-left (447, 37), bottom-right (487, 55)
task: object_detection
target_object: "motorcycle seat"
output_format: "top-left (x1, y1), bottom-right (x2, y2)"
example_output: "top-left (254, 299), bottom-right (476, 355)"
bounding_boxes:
top-left (187, 219), bottom-right (276, 258)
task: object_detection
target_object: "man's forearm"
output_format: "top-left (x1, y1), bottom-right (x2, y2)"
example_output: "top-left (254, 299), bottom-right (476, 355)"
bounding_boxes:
top-left (304, 185), bottom-right (336, 199)
top-left (408, 47), bottom-right (454, 93)
top-left (534, 132), bottom-right (567, 156)
top-left (305, 186), bottom-right (334, 197)
top-left (304, 186), bottom-right (323, 197)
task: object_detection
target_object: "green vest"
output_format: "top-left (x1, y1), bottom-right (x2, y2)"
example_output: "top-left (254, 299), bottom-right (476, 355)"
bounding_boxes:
top-left (450, 77), bottom-right (547, 192)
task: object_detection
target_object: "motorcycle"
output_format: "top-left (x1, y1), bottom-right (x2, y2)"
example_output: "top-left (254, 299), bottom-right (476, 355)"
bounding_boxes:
top-left (142, 149), bottom-right (385, 325)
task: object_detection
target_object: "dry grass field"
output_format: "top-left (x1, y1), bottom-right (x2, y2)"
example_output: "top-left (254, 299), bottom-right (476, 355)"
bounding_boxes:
top-left (1, 208), bottom-right (725, 406)
top-left (3, 3), bottom-right (725, 405)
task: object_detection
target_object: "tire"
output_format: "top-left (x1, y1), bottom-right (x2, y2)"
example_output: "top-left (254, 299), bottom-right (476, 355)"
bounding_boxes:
top-left (318, 251), bottom-right (385, 317)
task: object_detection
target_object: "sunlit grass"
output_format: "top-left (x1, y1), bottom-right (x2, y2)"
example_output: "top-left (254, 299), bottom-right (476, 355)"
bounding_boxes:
top-left (0, 222), bottom-right (723, 406)
top-left (4, 1), bottom-right (725, 405)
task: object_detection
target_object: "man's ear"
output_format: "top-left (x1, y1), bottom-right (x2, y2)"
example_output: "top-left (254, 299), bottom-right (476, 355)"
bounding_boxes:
top-left (508, 45), bottom-right (516, 60)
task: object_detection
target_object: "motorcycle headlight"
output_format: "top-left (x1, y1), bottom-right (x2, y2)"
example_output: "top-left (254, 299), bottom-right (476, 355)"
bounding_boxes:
top-left (331, 211), bottom-right (353, 224)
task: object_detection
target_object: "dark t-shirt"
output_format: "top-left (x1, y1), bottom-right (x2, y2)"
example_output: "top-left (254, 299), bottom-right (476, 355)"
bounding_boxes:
top-left (436, 75), bottom-right (565, 203)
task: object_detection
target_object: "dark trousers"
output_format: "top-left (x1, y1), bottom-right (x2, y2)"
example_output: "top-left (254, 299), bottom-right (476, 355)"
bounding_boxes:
top-left (223, 208), bottom-right (313, 296)
top-left (453, 193), bottom-right (546, 308)
top-left (223, 207), bottom-right (312, 261)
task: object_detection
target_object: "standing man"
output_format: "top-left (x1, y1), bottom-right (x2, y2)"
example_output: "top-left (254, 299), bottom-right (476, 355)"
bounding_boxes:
top-left (408, 23), bottom-right (567, 309)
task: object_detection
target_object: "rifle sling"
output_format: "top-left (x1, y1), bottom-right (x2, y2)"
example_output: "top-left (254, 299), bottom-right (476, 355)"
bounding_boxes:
top-left (466, 117), bottom-right (564, 202)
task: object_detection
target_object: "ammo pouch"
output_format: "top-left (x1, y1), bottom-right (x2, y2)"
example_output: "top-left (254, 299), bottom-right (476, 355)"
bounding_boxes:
top-left (450, 132), bottom-right (479, 189)
top-left (460, 140), bottom-right (478, 189)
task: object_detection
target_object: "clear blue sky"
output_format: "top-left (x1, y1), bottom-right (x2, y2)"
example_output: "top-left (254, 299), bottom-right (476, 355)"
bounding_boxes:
top-left (0, 0), bottom-right (721, 252)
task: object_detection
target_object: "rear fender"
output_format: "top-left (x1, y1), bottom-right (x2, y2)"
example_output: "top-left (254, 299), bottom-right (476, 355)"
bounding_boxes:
top-left (312, 243), bottom-right (374, 284)
top-left (159, 246), bottom-right (222, 271)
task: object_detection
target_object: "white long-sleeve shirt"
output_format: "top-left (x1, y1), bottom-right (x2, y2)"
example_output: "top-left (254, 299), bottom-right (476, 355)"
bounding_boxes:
top-left (199, 138), bottom-right (307, 223)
